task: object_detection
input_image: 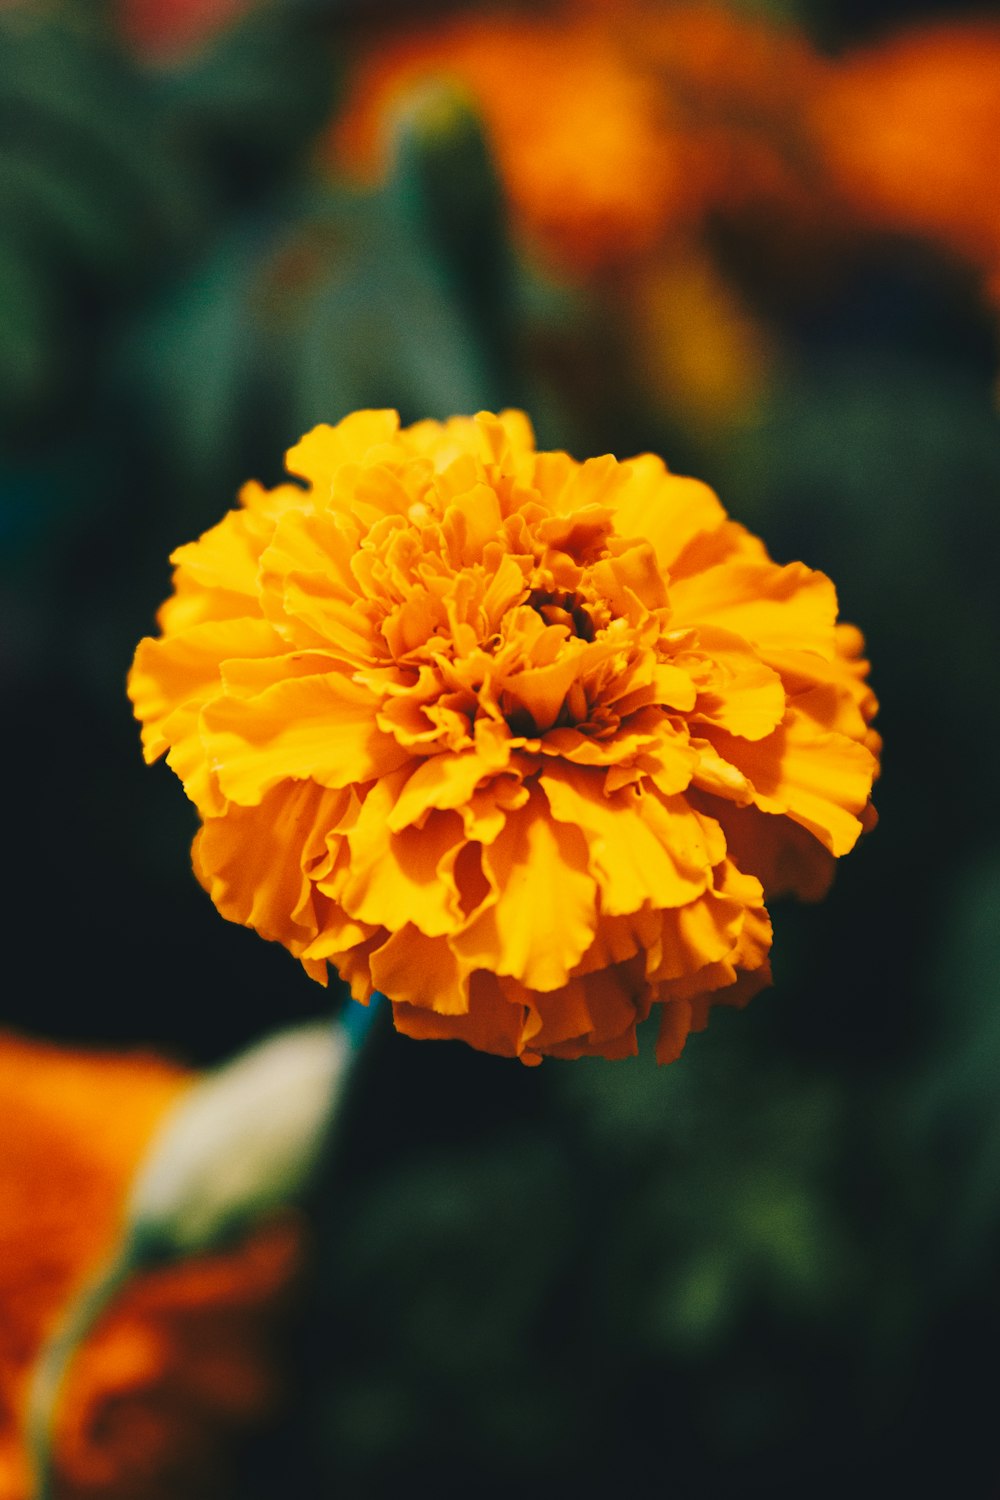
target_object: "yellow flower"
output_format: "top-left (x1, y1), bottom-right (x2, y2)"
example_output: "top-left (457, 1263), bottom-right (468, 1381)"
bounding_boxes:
top-left (129, 411), bottom-right (878, 1065)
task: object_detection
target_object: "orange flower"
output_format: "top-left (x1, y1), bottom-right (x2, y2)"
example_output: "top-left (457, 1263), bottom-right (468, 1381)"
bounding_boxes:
top-left (331, 8), bottom-right (708, 276)
top-left (329, 4), bottom-right (832, 424)
top-left (0, 1034), bottom-right (302, 1500)
top-left (812, 19), bottom-right (1000, 291)
top-left (129, 409), bottom-right (878, 1065)
top-left (331, 4), bottom-right (831, 280)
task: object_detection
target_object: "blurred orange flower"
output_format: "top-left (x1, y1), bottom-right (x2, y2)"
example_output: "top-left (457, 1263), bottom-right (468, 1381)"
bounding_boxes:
top-left (0, 1034), bottom-right (302, 1500)
top-left (332, 7), bottom-right (697, 276)
top-left (329, 3), bottom-right (830, 422)
top-left (129, 409), bottom-right (878, 1065)
top-left (332, 3), bottom-right (831, 279)
top-left (332, 4), bottom-right (1000, 410)
top-left (813, 18), bottom-right (1000, 296)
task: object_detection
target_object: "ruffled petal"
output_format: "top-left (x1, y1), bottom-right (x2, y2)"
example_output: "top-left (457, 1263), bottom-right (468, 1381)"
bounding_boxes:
top-left (370, 925), bottom-right (471, 1014)
top-left (392, 970), bottom-right (526, 1058)
top-left (540, 762), bottom-right (713, 915)
top-left (705, 704), bottom-right (877, 856)
top-left (681, 625), bottom-right (787, 741)
top-left (339, 778), bottom-right (466, 938)
top-left (284, 410), bottom-right (402, 494)
top-left (201, 673), bottom-right (411, 805)
top-left (671, 559), bottom-right (838, 656)
top-left (612, 453), bottom-right (727, 569)
top-left (258, 510), bottom-right (373, 659)
top-left (459, 789), bottom-right (596, 992)
top-left (518, 957), bottom-right (647, 1060)
top-left (386, 731), bottom-right (513, 832)
top-left (193, 780), bottom-right (348, 955)
top-left (129, 618), bottom-right (283, 764)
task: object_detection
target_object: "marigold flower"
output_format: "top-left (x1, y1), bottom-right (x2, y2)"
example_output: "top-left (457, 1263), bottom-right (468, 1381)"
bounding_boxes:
top-left (0, 1033), bottom-right (302, 1500)
top-left (129, 409), bottom-right (878, 1065)
top-left (620, 248), bottom-right (778, 429)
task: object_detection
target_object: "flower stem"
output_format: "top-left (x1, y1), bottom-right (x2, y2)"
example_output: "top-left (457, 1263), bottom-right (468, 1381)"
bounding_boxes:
top-left (27, 1248), bottom-right (136, 1500)
top-left (342, 990), bottom-right (386, 1050)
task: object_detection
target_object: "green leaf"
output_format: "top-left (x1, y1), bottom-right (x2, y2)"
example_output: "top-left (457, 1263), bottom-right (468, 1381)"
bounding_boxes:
top-left (0, 6), bottom-right (201, 426)
top-left (129, 224), bottom-right (272, 482)
top-left (122, 73), bottom-right (528, 478)
top-left (0, 236), bottom-right (50, 415)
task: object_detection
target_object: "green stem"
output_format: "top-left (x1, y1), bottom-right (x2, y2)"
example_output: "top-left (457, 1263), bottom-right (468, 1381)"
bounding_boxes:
top-left (27, 1245), bottom-right (137, 1500)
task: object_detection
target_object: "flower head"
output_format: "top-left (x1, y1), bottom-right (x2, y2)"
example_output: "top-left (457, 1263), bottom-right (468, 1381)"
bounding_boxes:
top-left (129, 410), bottom-right (878, 1065)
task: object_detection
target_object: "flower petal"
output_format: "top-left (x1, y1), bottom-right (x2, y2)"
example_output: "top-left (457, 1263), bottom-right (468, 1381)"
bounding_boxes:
top-left (129, 619), bottom-right (282, 763)
top-left (202, 673), bottom-right (410, 805)
top-left (385, 728), bottom-right (512, 832)
top-left (258, 510), bottom-right (374, 660)
top-left (706, 704), bottom-right (877, 855)
top-left (681, 625), bottom-right (787, 740)
top-left (392, 971), bottom-right (526, 1058)
top-left (193, 781), bottom-right (348, 954)
top-left (370, 925), bottom-right (471, 1014)
top-left (285, 410), bottom-right (402, 495)
top-left (541, 762), bottom-right (718, 914)
top-left (456, 789), bottom-right (596, 992)
top-left (671, 560), bottom-right (838, 656)
top-left (339, 778), bottom-right (466, 937)
top-left (613, 454), bottom-right (727, 569)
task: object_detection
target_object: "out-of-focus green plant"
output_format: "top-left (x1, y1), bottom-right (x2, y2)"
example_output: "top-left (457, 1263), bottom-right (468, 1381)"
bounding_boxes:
top-left (124, 81), bottom-right (539, 490)
top-left (0, 5), bottom-right (195, 429)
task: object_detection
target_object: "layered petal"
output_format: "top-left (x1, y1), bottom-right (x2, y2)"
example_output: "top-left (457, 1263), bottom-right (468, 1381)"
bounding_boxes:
top-left (201, 672), bottom-right (411, 804)
top-left (459, 788), bottom-right (597, 993)
top-left (705, 703), bottom-right (877, 856)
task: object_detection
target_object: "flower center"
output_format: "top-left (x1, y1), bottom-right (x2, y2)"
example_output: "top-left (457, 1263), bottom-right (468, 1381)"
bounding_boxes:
top-left (525, 587), bottom-right (598, 642)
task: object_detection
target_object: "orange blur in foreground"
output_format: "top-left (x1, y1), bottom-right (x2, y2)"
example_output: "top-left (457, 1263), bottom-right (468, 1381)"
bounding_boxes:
top-left (0, 1034), bottom-right (302, 1500)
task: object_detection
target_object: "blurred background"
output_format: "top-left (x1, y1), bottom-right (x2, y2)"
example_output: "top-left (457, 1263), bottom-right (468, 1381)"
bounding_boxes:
top-left (1, 0), bottom-right (999, 1494)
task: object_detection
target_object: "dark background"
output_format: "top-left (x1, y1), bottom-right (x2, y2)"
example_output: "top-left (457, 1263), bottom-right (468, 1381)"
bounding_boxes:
top-left (2, 1), bottom-right (998, 1494)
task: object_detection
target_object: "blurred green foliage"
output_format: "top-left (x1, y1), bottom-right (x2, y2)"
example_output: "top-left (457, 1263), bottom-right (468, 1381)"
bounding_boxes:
top-left (2, 0), bottom-right (998, 1495)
